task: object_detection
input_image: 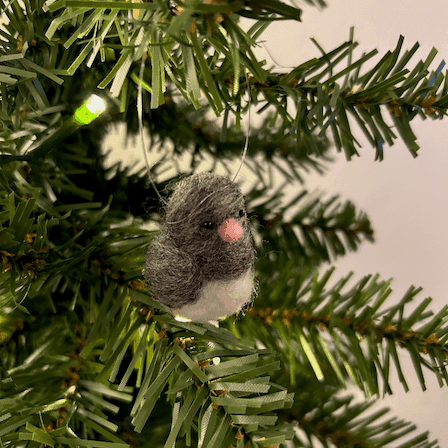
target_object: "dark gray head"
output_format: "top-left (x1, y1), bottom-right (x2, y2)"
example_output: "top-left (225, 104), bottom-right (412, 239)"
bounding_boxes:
top-left (163, 172), bottom-right (255, 280)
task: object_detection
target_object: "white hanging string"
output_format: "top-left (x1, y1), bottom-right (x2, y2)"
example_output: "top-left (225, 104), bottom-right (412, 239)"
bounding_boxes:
top-left (232, 70), bottom-right (251, 182)
top-left (139, 51), bottom-right (251, 201)
top-left (138, 47), bottom-right (168, 206)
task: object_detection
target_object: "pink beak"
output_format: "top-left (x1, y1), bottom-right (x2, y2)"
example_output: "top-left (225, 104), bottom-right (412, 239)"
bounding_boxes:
top-left (218, 218), bottom-right (243, 242)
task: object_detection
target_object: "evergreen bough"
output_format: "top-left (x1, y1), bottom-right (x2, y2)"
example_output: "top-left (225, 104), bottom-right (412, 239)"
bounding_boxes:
top-left (1, 1), bottom-right (447, 447)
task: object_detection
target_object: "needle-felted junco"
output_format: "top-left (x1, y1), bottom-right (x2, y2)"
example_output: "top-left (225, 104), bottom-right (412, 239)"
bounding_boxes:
top-left (144, 172), bottom-right (256, 322)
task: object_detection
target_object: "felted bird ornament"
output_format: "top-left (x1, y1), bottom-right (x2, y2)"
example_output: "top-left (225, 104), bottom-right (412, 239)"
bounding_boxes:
top-left (144, 172), bottom-right (256, 323)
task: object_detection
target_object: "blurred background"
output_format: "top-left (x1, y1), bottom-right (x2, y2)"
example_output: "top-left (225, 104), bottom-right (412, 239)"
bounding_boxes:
top-left (101, 0), bottom-right (448, 444)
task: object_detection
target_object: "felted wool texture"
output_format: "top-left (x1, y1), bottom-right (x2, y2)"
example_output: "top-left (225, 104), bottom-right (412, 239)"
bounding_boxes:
top-left (144, 172), bottom-right (256, 309)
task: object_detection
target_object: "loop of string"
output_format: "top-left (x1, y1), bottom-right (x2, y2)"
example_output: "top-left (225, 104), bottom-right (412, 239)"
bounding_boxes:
top-left (139, 51), bottom-right (251, 208)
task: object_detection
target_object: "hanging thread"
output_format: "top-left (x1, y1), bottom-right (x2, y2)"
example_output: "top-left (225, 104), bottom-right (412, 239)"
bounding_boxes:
top-left (232, 69), bottom-right (251, 182)
top-left (138, 47), bottom-right (167, 206)
top-left (138, 50), bottom-right (253, 222)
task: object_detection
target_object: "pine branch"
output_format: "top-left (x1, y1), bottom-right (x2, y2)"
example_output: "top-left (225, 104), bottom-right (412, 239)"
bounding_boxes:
top-left (246, 183), bottom-right (375, 268)
top-left (1, 2), bottom-right (447, 162)
top-left (282, 393), bottom-right (439, 448)
top-left (246, 305), bottom-right (446, 368)
top-left (227, 269), bottom-right (448, 397)
top-left (0, 311), bottom-right (134, 447)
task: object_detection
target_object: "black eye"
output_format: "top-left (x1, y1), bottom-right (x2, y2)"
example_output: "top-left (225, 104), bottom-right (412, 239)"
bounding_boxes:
top-left (201, 221), bottom-right (214, 230)
top-left (239, 209), bottom-right (246, 218)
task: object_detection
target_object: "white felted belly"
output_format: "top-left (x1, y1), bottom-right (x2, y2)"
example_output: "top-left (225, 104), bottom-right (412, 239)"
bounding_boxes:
top-left (172, 267), bottom-right (254, 323)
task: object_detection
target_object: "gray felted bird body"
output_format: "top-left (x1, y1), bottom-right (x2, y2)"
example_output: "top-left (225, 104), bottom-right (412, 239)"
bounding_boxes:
top-left (144, 172), bottom-right (256, 322)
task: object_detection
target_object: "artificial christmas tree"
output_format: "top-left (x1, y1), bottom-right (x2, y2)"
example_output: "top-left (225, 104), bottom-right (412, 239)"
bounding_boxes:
top-left (1, 1), bottom-right (448, 447)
